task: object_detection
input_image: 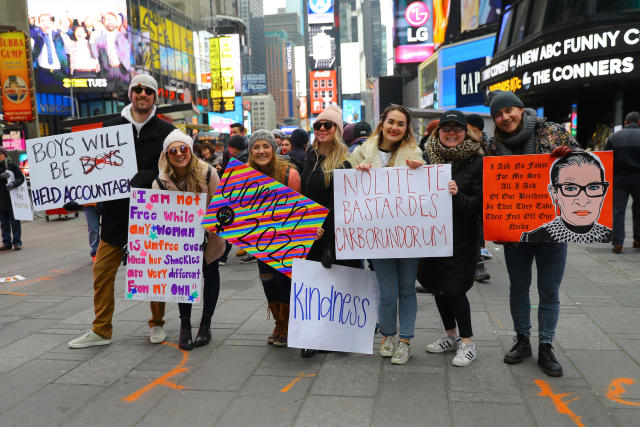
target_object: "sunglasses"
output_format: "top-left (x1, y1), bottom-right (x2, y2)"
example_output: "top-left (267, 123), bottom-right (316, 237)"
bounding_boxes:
top-left (440, 125), bottom-right (466, 134)
top-left (132, 86), bottom-right (155, 96)
top-left (168, 145), bottom-right (189, 156)
top-left (313, 121), bottom-right (334, 131)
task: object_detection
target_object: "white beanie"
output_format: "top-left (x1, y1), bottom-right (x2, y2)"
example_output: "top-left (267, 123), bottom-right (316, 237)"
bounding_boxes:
top-left (128, 74), bottom-right (159, 102)
top-left (315, 104), bottom-right (344, 136)
top-left (163, 129), bottom-right (193, 153)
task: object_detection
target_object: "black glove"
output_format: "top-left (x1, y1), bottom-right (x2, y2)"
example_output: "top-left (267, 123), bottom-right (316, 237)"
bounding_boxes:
top-left (320, 247), bottom-right (335, 269)
top-left (5, 182), bottom-right (16, 191)
top-left (0, 171), bottom-right (10, 180)
top-left (63, 201), bottom-right (84, 212)
top-left (129, 170), bottom-right (156, 189)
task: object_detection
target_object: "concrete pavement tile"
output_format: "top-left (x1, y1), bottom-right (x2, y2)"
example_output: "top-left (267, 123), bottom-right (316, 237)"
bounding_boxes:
top-left (30, 296), bottom-right (94, 320)
top-left (137, 390), bottom-right (234, 427)
top-left (216, 395), bottom-right (305, 426)
top-left (213, 298), bottom-right (264, 324)
top-left (295, 396), bottom-right (374, 427)
top-left (448, 347), bottom-right (520, 395)
top-left (451, 402), bottom-right (534, 426)
top-left (0, 333), bottom-right (71, 373)
top-left (554, 314), bottom-right (617, 350)
top-left (601, 286), bottom-right (640, 307)
top-left (0, 359), bottom-right (81, 413)
top-left (611, 408), bottom-right (640, 427)
top-left (611, 338), bottom-right (640, 365)
top-left (0, 301), bottom-right (58, 316)
top-left (0, 383), bottom-right (104, 427)
top-left (254, 347), bottom-right (324, 376)
top-left (309, 352), bottom-right (381, 397)
top-left (55, 342), bottom-right (159, 386)
top-left (180, 344), bottom-right (269, 391)
top-left (240, 374), bottom-right (312, 396)
top-left (580, 306), bottom-right (640, 334)
top-left (449, 391), bottom-right (522, 403)
top-left (0, 318), bottom-right (52, 348)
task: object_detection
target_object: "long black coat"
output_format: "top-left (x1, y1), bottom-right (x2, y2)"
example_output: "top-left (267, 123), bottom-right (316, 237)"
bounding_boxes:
top-left (418, 155), bottom-right (483, 296)
top-left (99, 115), bottom-right (175, 247)
top-left (0, 159), bottom-right (25, 212)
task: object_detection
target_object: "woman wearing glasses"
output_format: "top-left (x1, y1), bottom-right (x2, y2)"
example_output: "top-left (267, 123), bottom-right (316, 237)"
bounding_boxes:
top-left (351, 104), bottom-right (425, 365)
top-left (299, 105), bottom-right (360, 358)
top-left (487, 90), bottom-right (581, 377)
top-left (149, 130), bottom-right (225, 350)
top-left (521, 152), bottom-right (611, 243)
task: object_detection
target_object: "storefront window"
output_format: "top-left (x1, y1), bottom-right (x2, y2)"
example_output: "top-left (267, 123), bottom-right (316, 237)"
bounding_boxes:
top-left (496, 6), bottom-right (514, 53)
top-left (526, 0), bottom-right (547, 37)
top-left (511, 1), bottom-right (530, 44)
top-left (543, 0), bottom-right (587, 27)
top-left (596, 0), bottom-right (640, 12)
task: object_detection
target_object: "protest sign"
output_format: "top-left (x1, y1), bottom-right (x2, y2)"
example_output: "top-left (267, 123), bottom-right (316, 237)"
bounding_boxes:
top-left (202, 159), bottom-right (329, 277)
top-left (333, 166), bottom-right (453, 259)
top-left (0, 275), bottom-right (26, 283)
top-left (288, 259), bottom-right (379, 354)
top-left (26, 124), bottom-right (137, 210)
top-left (125, 188), bottom-right (207, 303)
top-left (483, 152), bottom-right (613, 243)
top-left (9, 182), bottom-right (33, 221)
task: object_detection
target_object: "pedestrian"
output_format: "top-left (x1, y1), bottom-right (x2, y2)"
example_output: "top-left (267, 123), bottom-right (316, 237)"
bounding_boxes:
top-left (299, 104), bottom-right (360, 358)
top-left (247, 130), bottom-right (302, 347)
top-left (342, 123), bottom-right (356, 147)
top-left (486, 90), bottom-right (580, 377)
top-left (0, 147), bottom-right (24, 251)
top-left (197, 141), bottom-right (219, 168)
top-left (68, 74), bottom-right (175, 349)
top-left (419, 119), bottom-right (439, 152)
top-left (280, 138), bottom-right (292, 156)
top-left (272, 129), bottom-right (285, 149)
top-left (287, 128), bottom-right (309, 172)
top-left (148, 130), bottom-right (225, 350)
top-left (351, 104), bottom-right (425, 365)
top-left (421, 110), bottom-right (483, 367)
top-left (605, 111), bottom-right (640, 253)
top-left (349, 121), bottom-right (372, 153)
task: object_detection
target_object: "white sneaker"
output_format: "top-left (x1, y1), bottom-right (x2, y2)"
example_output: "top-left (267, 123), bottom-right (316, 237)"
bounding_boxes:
top-left (150, 326), bottom-right (166, 344)
top-left (481, 248), bottom-right (493, 259)
top-left (379, 336), bottom-right (395, 357)
top-left (68, 330), bottom-right (111, 349)
top-left (391, 340), bottom-right (412, 365)
top-left (452, 342), bottom-right (477, 367)
top-left (425, 334), bottom-right (461, 353)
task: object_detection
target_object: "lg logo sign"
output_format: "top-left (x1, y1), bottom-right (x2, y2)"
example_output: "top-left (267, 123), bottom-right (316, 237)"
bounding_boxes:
top-left (405, 2), bottom-right (430, 42)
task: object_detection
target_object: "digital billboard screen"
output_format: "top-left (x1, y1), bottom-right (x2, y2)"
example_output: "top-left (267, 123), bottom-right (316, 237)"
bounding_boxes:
top-left (27, 0), bottom-right (132, 93)
top-left (394, 0), bottom-right (435, 64)
top-left (308, 0), bottom-right (335, 24)
top-left (342, 100), bottom-right (362, 123)
top-left (309, 24), bottom-right (337, 70)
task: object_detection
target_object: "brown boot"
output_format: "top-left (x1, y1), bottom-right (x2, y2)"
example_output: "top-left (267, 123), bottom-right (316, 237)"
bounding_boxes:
top-left (267, 302), bottom-right (280, 345)
top-left (274, 303), bottom-right (289, 347)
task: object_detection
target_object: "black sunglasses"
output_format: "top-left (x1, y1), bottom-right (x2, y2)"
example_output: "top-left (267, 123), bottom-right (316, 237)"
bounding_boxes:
top-left (132, 86), bottom-right (155, 96)
top-left (313, 121), bottom-right (334, 131)
top-left (168, 145), bottom-right (189, 156)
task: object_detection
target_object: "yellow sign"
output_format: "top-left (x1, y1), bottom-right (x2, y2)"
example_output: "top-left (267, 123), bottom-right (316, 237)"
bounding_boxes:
top-left (489, 76), bottom-right (522, 92)
top-left (0, 31), bottom-right (35, 121)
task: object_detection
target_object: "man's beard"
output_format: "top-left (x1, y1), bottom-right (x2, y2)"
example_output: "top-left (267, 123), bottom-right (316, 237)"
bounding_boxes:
top-left (133, 103), bottom-right (153, 115)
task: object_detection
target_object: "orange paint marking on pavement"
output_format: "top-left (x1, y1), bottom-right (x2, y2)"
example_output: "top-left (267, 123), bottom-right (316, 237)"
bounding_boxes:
top-left (122, 342), bottom-right (189, 402)
top-left (280, 372), bottom-right (316, 393)
top-left (606, 377), bottom-right (640, 407)
top-left (535, 379), bottom-right (584, 427)
top-left (8, 269), bottom-right (70, 288)
top-left (0, 290), bottom-right (27, 296)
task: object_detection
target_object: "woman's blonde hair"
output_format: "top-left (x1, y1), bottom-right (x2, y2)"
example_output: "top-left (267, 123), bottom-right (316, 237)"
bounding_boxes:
top-left (158, 149), bottom-right (206, 192)
top-left (248, 143), bottom-right (294, 183)
top-left (313, 131), bottom-right (349, 186)
top-left (368, 104), bottom-right (417, 165)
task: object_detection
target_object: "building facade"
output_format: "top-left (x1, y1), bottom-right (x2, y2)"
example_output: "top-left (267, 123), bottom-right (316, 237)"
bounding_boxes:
top-left (265, 11), bottom-right (304, 46)
top-left (266, 31), bottom-right (297, 125)
top-left (245, 94), bottom-right (277, 131)
top-left (238, 0), bottom-right (266, 75)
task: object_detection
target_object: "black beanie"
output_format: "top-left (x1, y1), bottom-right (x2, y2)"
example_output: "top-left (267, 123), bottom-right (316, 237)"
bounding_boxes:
top-left (489, 90), bottom-right (524, 118)
top-left (466, 114), bottom-right (484, 131)
top-left (290, 128), bottom-right (309, 147)
top-left (227, 135), bottom-right (247, 150)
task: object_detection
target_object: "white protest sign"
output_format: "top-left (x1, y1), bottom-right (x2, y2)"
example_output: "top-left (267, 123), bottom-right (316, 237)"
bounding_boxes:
top-left (0, 275), bottom-right (26, 283)
top-left (288, 259), bottom-right (379, 354)
top-left (26, 124), bottom-right (137, 210)
top-left (333, 166), bottom-right (453, 259)
top-left (10, 182), bottom-right (33, 221)
top-left (125, 188), bottom-right (208, 303)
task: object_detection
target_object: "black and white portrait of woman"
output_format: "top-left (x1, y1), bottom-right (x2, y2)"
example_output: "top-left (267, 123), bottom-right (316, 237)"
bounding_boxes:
top-left (520, 152), bottom-right (612, 243)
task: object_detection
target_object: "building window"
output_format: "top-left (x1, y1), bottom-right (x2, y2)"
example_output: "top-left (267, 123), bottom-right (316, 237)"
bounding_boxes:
top-left (313, 80), bottom-right (318, 88)
top-left (327, 80), bottom-right (333, 88)
top-left (314, 91), bottom-right (319, 98)
top-left (320, 80), bottom-right (326, 88)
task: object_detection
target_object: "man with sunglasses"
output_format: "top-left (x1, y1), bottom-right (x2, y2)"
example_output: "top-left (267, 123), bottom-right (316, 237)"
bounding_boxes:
top-left (68, 74), bottom-right (176, 349)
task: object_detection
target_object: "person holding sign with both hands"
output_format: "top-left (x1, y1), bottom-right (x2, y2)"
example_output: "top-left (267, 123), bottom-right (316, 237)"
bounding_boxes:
top-left (420, 110), bottom-right (483, 367)
top-left (351, 104), bottom-right (425, 365)
top-left (148, 130), bottom-right (225, 350)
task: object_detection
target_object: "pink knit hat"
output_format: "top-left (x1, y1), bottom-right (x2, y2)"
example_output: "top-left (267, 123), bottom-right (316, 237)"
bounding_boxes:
top-left (315, 105), bottom-right (344, 136)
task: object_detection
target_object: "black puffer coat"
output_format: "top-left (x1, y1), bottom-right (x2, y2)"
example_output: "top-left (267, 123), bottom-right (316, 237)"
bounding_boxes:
top-left (418, 155), bottom-right (483, 296)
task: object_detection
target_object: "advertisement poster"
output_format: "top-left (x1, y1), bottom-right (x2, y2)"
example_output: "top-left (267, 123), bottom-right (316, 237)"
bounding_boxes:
top-left (333, 166), bottom-right (453, 259)
top-left (394, 0), bottom-right (435, 64)
top-left (26, 124), bottom-right (137, 210)
top-left (483, 152), bottom-right (613, 243)
top-left (202, 159), bottom-right (329, 277)
top-left (288, 259), bottom-right (379, 354)
top-left (27, 0), bottom-right (132, 93)
top-left (125, 189), bottom-right (207, 303)
top-left (0, 31), bottom-right (35, 121)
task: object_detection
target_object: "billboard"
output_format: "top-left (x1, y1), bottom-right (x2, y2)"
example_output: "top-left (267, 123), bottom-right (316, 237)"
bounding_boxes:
top-left (309, 24), bottom-right (336, 70)
top-left (0, 32), bottom-right (36, 121)
top-left (27, 0), bottom-right (132, 93)
top-left (207, 96), bottom-right (243, 133)
top-left (286, 42), bottom-right (295, 118)
top-left (210, 36), bottom-right (236, 112)
top-left (308, 0), bottom-right (335, 24)
top-left (342, 100), bottom-right (362, 123)
top-left (242, 74), bottom-right (267, 95)
top-left (461, 0), bottom-right (502, 33)
top-left (310, 70), bottom-right (337, 114)
top-left (455, 56), bottom-right (488, 108)
top-left (394, 0), bottom-right (435, 64)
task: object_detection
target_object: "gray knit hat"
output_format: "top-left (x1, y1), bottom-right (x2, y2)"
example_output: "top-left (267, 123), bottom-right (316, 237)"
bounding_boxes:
top-left (128, 74), bottom-right (159, 102)
top-left (249, 129), bottom-right (277, 152)
top-left (489, 90), bottom-right (524, 118)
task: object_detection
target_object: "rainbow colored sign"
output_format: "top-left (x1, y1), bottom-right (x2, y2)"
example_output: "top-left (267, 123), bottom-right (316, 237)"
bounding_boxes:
top-left (202, 159), bottom-right (329, 276)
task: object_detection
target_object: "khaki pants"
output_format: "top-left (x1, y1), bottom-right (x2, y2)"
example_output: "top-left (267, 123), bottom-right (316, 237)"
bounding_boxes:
top-left (91, 240), bottom-right (123, 339)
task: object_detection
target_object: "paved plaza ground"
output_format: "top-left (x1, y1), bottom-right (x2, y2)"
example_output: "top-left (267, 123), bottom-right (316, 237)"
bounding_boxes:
top-left (0, 211), bottom-right (639, 426)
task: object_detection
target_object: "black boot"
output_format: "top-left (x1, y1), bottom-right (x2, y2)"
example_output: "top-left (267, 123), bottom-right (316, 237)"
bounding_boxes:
top-left (538, 343), bottom-right (563, 377)
top-left (193, 314), bottom-right (212, 347)
top-left (504, 334), bottom-right (532, 364)
top-left (300, 349), bottom-right (316, 358)
top-left (179, 317), bottom-right (194, 350)
top-left (474, 262), bottom-right (490, 282)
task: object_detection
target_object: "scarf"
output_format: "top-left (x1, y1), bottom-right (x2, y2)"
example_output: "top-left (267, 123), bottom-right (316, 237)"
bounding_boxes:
top-left (425, 133), bottom-right (481, 169)
top-left (495, 108), bottom-right (538, 155)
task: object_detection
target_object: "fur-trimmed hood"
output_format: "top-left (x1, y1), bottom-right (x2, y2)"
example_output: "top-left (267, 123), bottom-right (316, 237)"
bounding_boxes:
top-left (349, 134), bottom-right (424, 168)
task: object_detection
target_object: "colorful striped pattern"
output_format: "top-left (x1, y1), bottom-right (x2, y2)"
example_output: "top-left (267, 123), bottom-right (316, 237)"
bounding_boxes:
top-left (202, 159), bottom-right (328, 277)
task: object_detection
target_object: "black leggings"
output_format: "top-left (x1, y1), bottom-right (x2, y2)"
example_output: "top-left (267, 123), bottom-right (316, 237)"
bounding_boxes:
top-left (434, 293), bottom-right (473, 338)
top-left (178, 260), bottom-right (220, 318)
top-left (257, 260), bottom-right (291, 303)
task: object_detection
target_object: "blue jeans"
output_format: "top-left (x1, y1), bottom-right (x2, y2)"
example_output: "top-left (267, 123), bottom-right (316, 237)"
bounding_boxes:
top-left (84, 205), bottom-right (100, 256)
top-left (504, 243), bottom-right (567, 344)
top-left (612, 173), bottom-right (640, 246)
top-left (371, 258), bottom-right (420, 340)
top-left (0, 210), bottom-right (21, 246)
